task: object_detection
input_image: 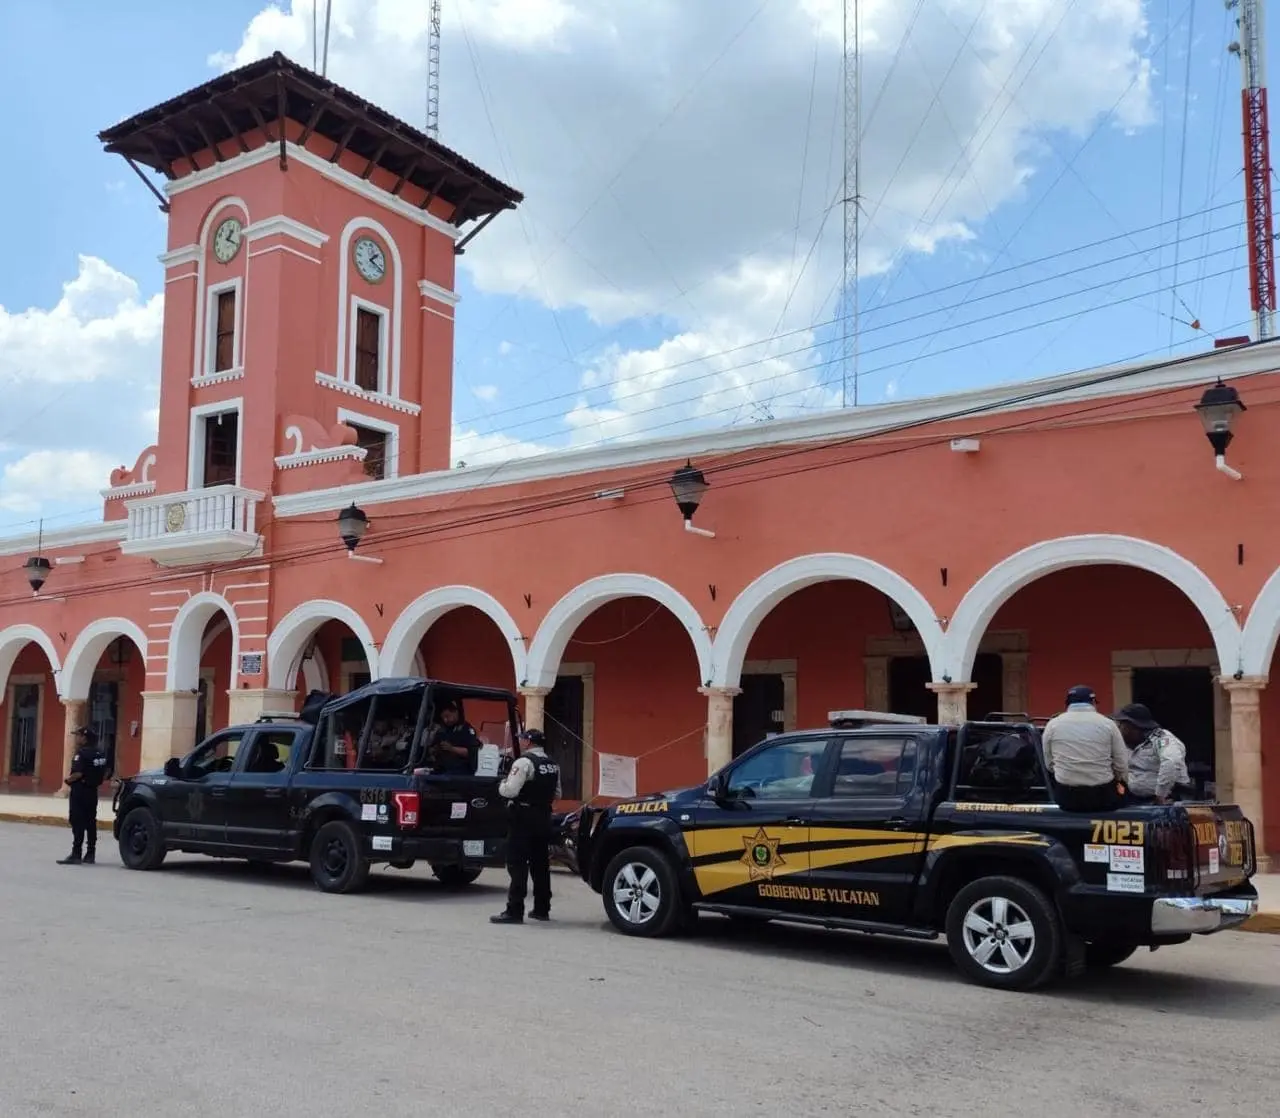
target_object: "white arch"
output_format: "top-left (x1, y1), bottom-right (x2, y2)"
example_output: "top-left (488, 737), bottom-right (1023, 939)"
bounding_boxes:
top-left (336, 216), bottom-right (404, 397)
top-left (61, 618), bottom-right (149, 702)
top-left (947, 535), bottom-right (1242, 681)
top-left (267, 600), bottom-right (380, 691)
top-left (167, 593), bottom-right (241, 692)
top-left (191, 196), bottom-right (250, 381)
top-left (0, 624), bottom-right (61, 697)
top-left (382, 585), bottom-right (527, 682)
top-left (525, 574), bottom-right (713, 690)
top-left (1240, 566), bottom-right (1280, 677)
top-left (711, 554), bottom-right (946, 689)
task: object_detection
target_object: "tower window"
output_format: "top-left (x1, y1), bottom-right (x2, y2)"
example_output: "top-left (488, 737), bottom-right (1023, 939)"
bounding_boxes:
top-left (354, 307), bottom-right (383, 393)
top-left (214, 289), bottom-right (236, 372)
top-left (350, 423), bottom-right (389, 480)
top-left (203, 410), bottom-right (239, 487)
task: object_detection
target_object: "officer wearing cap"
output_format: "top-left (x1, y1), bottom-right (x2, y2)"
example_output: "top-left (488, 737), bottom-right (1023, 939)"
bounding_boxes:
top-left (491, 728), bottom-right (561, 925)
top-left (1112, 703), bottom-right (1191, 803)
top-left (1041, 685), bottom-right (1130, 812)
top-left (58, 725), bottom-right (107, 865)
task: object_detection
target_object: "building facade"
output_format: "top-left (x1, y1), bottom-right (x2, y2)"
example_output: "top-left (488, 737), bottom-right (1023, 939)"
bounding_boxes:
top-left (3, 54), bottom-right (1280, 864)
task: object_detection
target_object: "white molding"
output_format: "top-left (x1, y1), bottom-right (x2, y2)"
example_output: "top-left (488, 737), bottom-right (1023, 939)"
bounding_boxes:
top-left (191, 197), bottom-right (249, 383)
top-left (525, 574), bottom-right (713, 690)
top-left (243, 215), bottom-right (330, 248)
top-left (274, 343), bottom-right (1280, 519)
top-left (275, 445), bottom-right (368, 470)
top-left (61, 618), bottom-right (149, 702)
top-left (0, 624), bottom-right (61, 698)
top-left (947, 535), bottom-right (1243, 680)
top-left (192, 368), bottom-right (245, 389)
top-left (337, 406), bottom-right (400, 480)
top-left (337, 217), bottom-right (404, 399)
top-left (417, 278), bottom-right (460, 307)
top-left (163, 142), bottom-right (461, 239)
top-left (188, 397), bottom-right (245, 490)
top-left (382, 586), bottom-right (527, 681)
top-left (0, 521), bottom-right (126, 557)
top-left (203, 276), bottom-right (243, 379)
top-left (712, 555), bottom-right (945, 689)
top-left (101, 480), bottom-right (157, 501)
top-left (168, 592), bottom-right (240, 691)
top-left (249, 244), bottom-right (322, 266)
top-left (314, 372), bottom-right (422, 415)
top-left (346, 295), bottom-right (391, 397)
top-left (1241, 567), bottom-right (1280, 676)
top-left (266, 600), bottom-right (381, 691)
top-left (159, 244), bottom-right (201, 268)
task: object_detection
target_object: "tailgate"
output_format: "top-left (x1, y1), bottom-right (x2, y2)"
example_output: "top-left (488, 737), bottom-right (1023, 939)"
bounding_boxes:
top-left (1183, 804), bottom-right (1255, 891)
top-left (411, 775), bottom-right (508, 843)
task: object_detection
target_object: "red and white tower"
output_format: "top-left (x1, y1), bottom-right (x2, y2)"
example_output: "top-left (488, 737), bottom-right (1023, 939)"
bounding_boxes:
top-left (1230, 0), bottom-right (1277, 341)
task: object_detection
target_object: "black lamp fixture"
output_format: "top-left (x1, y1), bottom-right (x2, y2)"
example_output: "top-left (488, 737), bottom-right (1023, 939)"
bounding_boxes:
top-left (23, 555), bottom-right (51, 596)
top-left (1194, 379), bottom-right (1246, 480)
top-left (669, 460), bottom-right (714, 538)
top-left (336, 503), bottom-right (383, 565)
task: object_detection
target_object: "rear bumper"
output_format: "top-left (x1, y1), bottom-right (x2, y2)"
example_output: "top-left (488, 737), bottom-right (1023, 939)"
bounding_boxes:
top-left (380, 834), bottom-right (507, 867)
top-left (1152, 895), bottom-right (1259, 935)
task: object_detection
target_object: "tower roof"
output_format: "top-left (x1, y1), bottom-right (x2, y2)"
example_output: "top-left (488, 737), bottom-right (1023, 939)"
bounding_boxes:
top-left (98, 51), bottom-right (522, 227)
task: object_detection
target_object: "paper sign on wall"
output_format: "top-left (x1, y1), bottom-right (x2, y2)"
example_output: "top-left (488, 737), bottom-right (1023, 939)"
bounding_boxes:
top-left (598, 753), bottom-right (637, 799)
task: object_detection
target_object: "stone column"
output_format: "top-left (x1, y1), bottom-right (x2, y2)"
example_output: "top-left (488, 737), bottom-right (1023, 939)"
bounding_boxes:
top-left (56, 699), bottom-right (88, 798)
top-left (700, 686), bottom-right (740, 776)
top-left (1002, 652), bottom-right (1030, 717)
top-left (519, 686), bottom-right (551, 733)
top-left (1110, 664), bottom-right (1134, 713)
top-left (227, 688), bottom-right (299, 727)
top-left (139, 691), bottom-right (200, 772)
top-left (1221, 676), bottom-right (1269, 872)
top-left (928, 682), bottom-right (976, 726)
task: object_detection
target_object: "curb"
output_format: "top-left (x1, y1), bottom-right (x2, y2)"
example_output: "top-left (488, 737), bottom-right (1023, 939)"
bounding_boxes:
top-left (0, 813), bottom-right (112, 832)
top-left (1239, 914), bottom-right (1280, 935)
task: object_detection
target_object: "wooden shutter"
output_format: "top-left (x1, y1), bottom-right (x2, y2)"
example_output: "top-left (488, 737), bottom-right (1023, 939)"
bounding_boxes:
top-left (354, 308), bottom-right (381, 392)
top-left (214, 290), bottom-right (236, 372)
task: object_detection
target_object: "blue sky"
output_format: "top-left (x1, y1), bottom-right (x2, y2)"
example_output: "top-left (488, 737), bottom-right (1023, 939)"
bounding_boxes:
top-left (0, 0), bottom-right (1266, 532)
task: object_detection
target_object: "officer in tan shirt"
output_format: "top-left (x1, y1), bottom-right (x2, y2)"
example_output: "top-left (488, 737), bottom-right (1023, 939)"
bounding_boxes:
top-left (1041, 685), bottom-right (1129, 812)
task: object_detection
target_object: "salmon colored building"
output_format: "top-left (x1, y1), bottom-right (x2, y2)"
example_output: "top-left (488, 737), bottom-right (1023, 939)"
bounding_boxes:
top-left (3, 54), bottom-right (1280, 865)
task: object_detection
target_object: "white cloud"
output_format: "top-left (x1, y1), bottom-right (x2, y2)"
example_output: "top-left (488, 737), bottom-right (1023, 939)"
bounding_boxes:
top-left (472, 384), bottom-right (500, 402)
top-left (212, 0), bottom-right (1153, 448)
top-left (0, 450), bottom-right (120, 514)
top-left (451, 426), bottom-right (553, 468)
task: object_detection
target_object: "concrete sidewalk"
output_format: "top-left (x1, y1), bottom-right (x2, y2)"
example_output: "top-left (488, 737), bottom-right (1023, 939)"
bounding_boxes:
top-left (3, 792), bottom-right (1277, 932)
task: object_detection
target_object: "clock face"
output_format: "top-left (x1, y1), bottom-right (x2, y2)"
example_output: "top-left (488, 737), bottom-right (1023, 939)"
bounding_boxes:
top-left (353, 236), bottom-right (387, 283)
top-left (212, 217), bottom-right (243, 264)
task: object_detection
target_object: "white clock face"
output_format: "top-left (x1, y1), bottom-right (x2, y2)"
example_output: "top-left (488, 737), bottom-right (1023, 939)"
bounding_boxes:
top-left (353, 236), bottom-right (387, 283)
top-left (212, 217), bottom-right (243, 264)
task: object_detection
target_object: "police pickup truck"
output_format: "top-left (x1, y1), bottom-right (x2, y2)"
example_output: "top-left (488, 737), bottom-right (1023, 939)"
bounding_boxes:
top-left (572, 712), bottom-right (1260, 990)
top-left (112, 678), bottom-right (522, 894)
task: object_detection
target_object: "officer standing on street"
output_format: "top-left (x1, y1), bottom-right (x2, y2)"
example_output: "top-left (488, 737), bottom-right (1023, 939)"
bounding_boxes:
top-left (491, 729), bottom-right (561, 925)
top-left (58, 725), bottom-right (107, 865)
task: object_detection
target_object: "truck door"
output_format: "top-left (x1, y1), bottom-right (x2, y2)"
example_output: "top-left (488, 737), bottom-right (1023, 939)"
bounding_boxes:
top-left (164, 730), bottom-right (243, 847)
top-left (687, 735), bottom-right (832, 917)
top-left (804, 732), bottom-right (930, 924)
top-left (225, 729), bottom-right (299, 853)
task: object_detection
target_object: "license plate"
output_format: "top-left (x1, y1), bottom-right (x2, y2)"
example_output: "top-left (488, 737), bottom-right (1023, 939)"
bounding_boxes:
top-left (463, 840), bottom-right (485, 858)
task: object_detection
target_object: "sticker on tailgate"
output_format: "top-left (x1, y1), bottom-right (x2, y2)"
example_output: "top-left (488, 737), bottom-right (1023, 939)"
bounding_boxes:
top-left (1108, 845), bottom-right (1144, 873)
top-left (463, 840), bottom-right (485, 858)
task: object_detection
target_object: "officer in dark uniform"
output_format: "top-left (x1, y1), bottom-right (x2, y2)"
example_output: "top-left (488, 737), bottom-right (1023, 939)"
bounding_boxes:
top-left (491, 729), bottom-right (561, 924)
top-left (428, 700), bottom-right (482, 775)
top-left (58, 725), bottom-right (107, 865)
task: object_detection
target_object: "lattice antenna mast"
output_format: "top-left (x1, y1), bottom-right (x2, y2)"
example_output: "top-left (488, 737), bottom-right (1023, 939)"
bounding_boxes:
top-left (427, 0), bottom-right (442, 138)
top-left (1229, 0), bottom-right (1276, 341)
top-left (840, 0), bottom-right (862, 407)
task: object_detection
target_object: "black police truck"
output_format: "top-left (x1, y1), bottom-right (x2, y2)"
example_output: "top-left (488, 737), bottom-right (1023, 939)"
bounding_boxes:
top-left (572, 715), bottom-right (1260, 990)
top-left (112, 678), bottom-right (522, 893)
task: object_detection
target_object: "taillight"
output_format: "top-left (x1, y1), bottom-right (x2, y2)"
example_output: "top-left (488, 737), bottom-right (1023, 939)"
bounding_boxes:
top-left (393, 791), bottom-right (420, 828)
top-left (1152, 821), bottom-right (1193, 885)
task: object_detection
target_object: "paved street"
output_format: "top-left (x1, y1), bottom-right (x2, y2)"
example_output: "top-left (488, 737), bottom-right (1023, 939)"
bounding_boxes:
top-left (1, 822), bottom-right (1278, 1117)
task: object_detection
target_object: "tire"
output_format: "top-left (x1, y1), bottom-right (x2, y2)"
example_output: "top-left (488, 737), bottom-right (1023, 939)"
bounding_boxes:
top-left (118, 806), bottom-right (166, 871)
top-left (432, 864), bottom-right (482, 887)
top-left (1085, 941), bottom-right (1139, 969)
top-left (389, 858), bottom-right (416, 871)
top-left (602, 845), bottom-right (682, 938)
top-left (945, 875), bottom-right (1062, 991)
top-left (309, 820), bottom-right (370, 894)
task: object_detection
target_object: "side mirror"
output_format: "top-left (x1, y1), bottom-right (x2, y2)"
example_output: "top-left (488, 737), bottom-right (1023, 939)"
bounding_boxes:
top-left (163, 757), bottom-right (182, 780)
top-left (707, 772), bottom-right (731, 802)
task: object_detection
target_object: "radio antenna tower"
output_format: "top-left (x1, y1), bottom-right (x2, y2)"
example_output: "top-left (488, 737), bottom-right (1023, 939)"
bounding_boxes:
top-left (840, 0), bottom-right (862, 406)
top-left (1229, 0), bottom-right (1276, 341)
top-left (427, 0), bottom-right (442, 138)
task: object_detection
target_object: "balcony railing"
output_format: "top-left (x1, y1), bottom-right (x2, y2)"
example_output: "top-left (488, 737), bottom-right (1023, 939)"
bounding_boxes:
top-left (121, 485), bottom-right (265, 566)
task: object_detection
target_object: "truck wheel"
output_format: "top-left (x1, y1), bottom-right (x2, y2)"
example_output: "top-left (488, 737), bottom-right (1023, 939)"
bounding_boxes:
top-left (118, 806), bottom-right (167, 871)
top-left (945, 875), bottom-right (1061, 991)
top-left (309, 820), bottom-right (370, 894)
top-left (432, 864), bottom-right (482, 887)
top-left (602, 846), bottom-right (682, 938)
top-left (1085, 942), bottom-right (1138, 969)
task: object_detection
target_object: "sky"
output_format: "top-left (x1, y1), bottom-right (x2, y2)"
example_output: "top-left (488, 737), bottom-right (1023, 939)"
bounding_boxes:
top-left (0, 0), bottom-right (1264, 533)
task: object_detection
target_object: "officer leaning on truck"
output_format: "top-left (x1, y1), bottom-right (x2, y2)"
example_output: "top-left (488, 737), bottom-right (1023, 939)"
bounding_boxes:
top-left (491, 729), bottom-right (561, 925)
top-left (58, 725), bottom-right (107, 866)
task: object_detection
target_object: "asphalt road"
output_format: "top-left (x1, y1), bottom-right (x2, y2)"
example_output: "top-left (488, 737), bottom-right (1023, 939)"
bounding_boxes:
top-left (2, 822), bottom-right (1278, 1118)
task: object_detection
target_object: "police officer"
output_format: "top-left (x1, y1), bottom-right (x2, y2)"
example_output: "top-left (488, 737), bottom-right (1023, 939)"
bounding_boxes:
top-left (429, 700), bottom-right (482, 775)
top-left (491, 729), bottom-right (561, 924)
top-left (58, 725), bottom-right (107, 865)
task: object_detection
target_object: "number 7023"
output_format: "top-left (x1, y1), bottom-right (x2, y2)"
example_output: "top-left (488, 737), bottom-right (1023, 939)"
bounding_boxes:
top-left (1090, 819), bottom-right (1145, 845)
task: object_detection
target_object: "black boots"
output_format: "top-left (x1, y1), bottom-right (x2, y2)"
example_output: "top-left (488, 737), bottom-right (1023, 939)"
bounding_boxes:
top-left (83, 850), bottom-right (96, 865)
top-left (490, 911), bottom-right (523, 924)
top-left (57, 851), bottom-right (82, 865)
